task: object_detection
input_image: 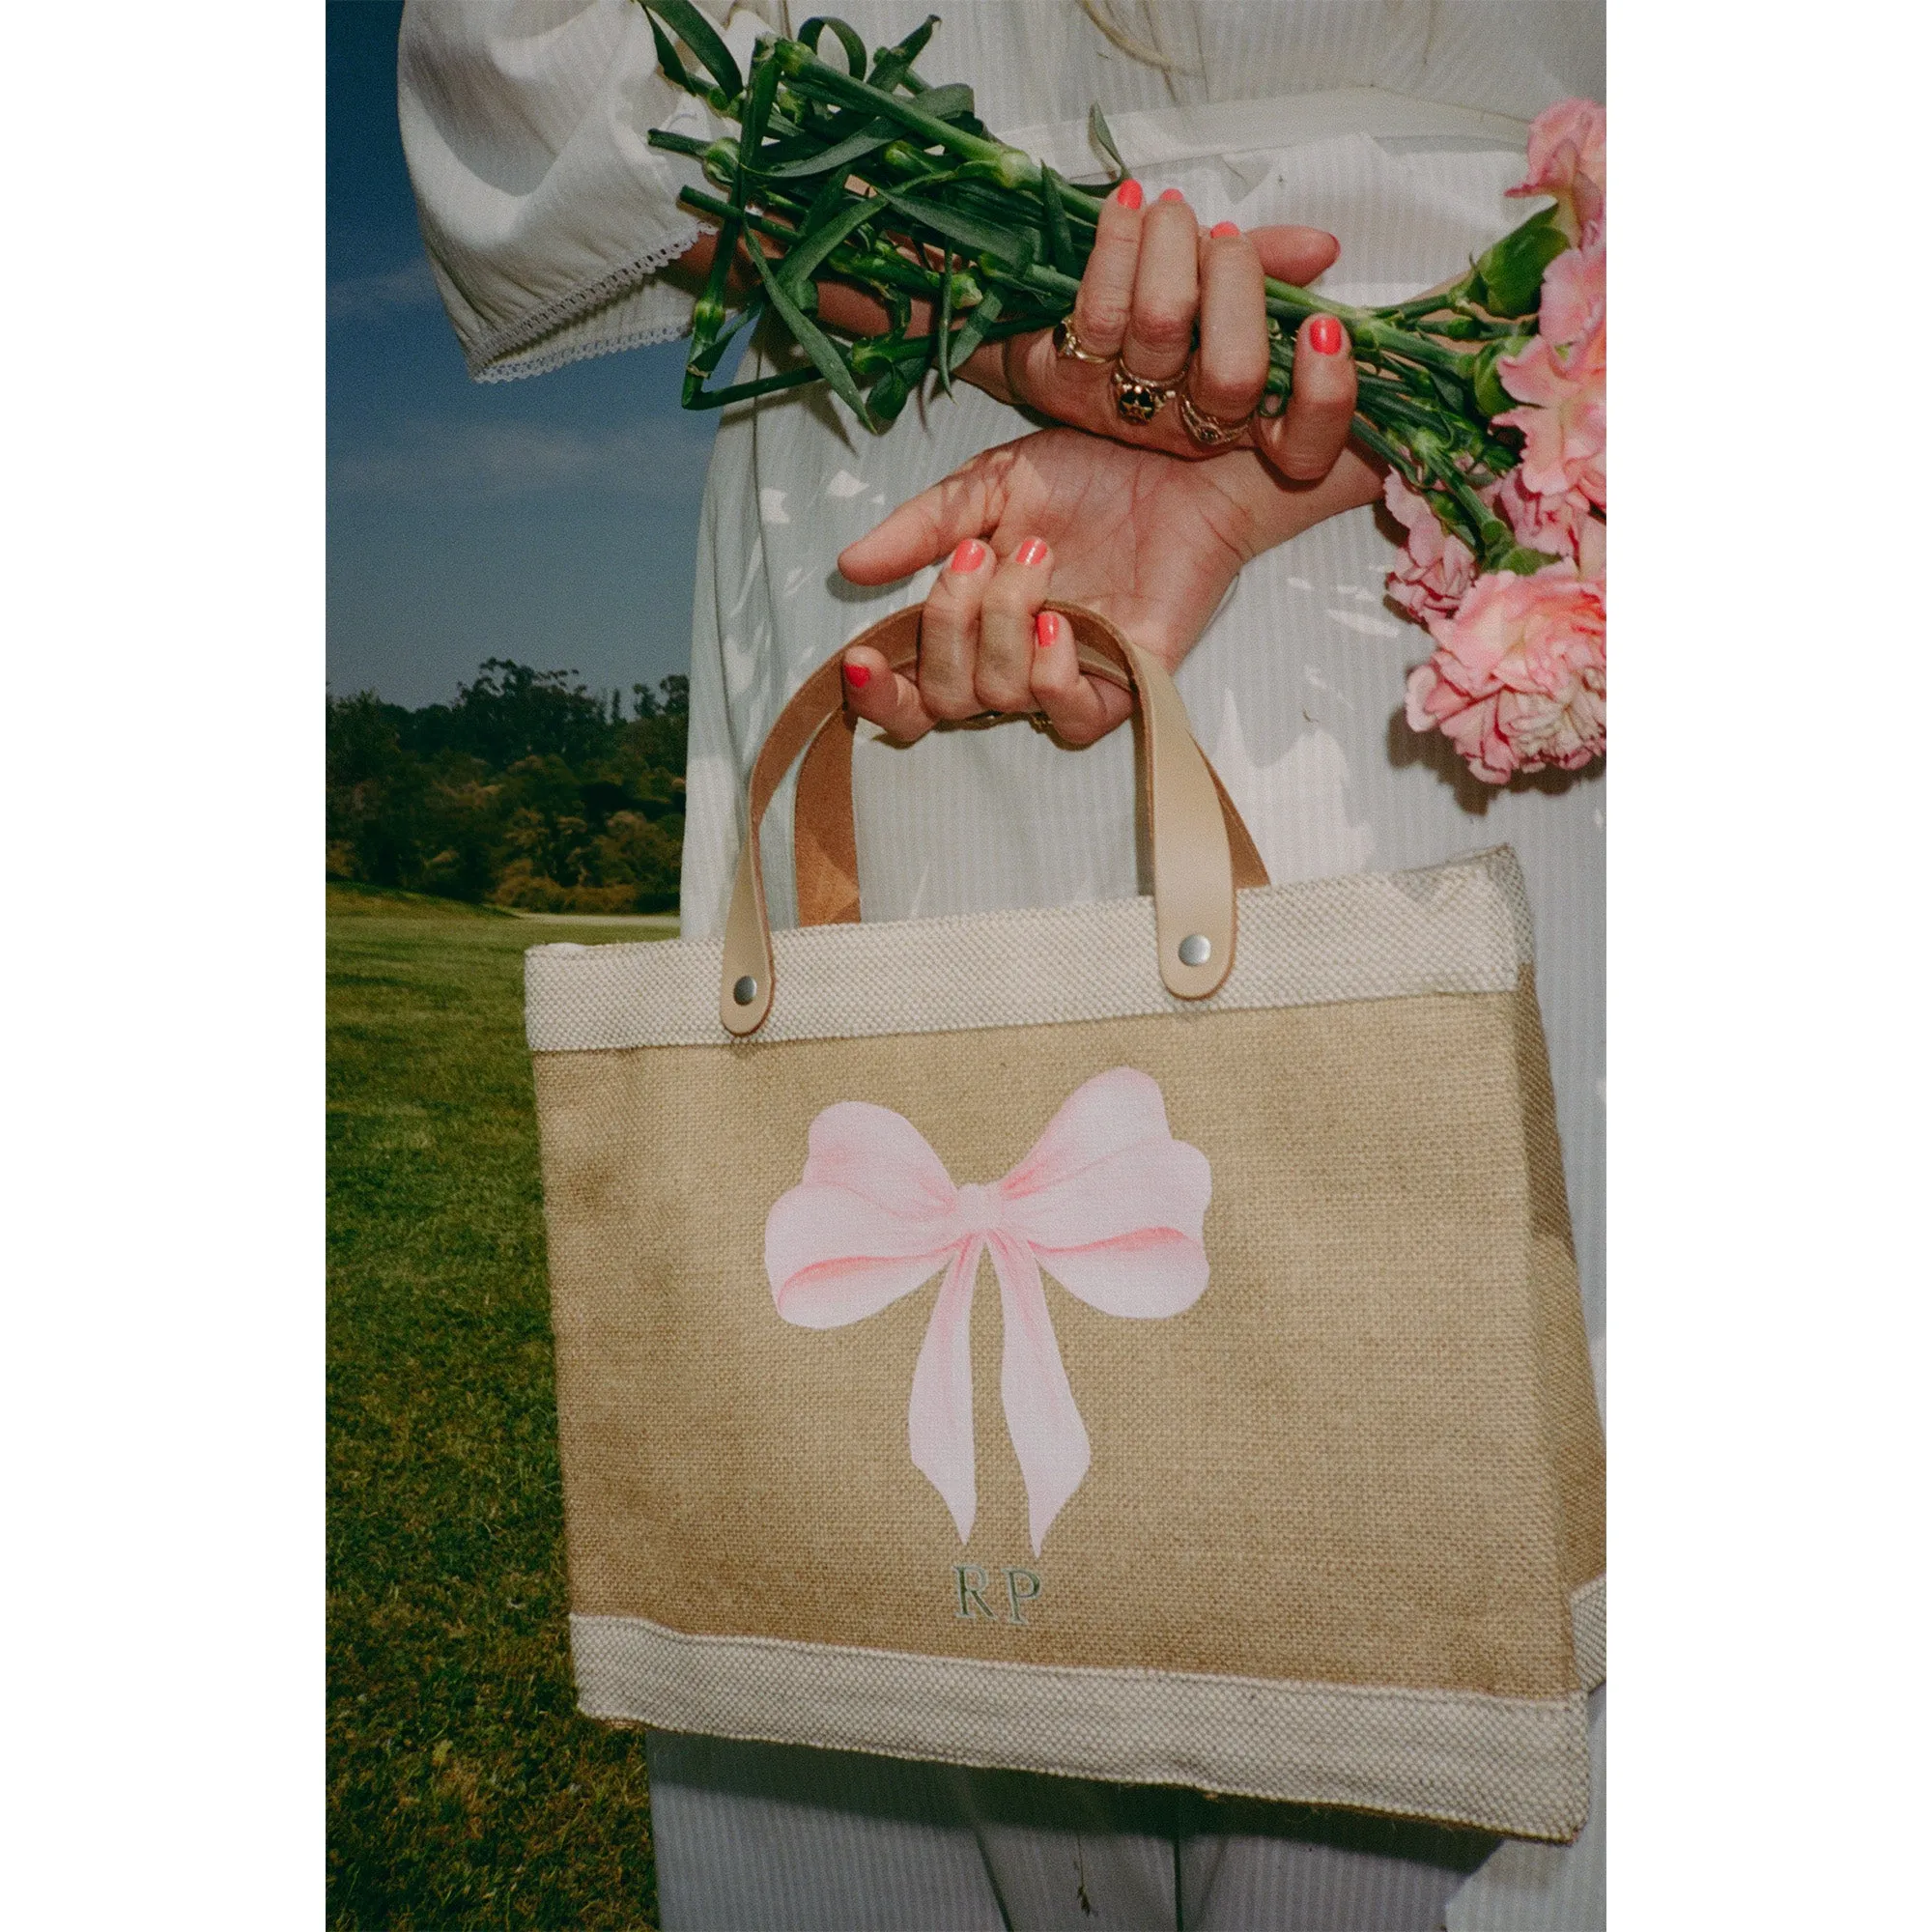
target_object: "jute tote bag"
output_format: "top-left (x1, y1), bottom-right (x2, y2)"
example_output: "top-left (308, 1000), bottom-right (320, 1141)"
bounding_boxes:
top-left (526, 604), bottom-right (1605, 1842)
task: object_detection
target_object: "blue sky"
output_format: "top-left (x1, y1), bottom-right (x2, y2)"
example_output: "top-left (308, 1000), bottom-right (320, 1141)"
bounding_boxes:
top-left (327, 1), bottom-right (717, 708)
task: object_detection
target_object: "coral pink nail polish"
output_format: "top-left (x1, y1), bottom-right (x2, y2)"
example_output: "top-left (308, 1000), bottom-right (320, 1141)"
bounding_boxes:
top-left (842, 661), bottom-right (870, 689)
top-left (1308, 315), bottom-right (1344, 355)
top-left (1158, 187), bottom-right (1185, 203)
top-left (949, 537), bottom-right (987, 572)
top-left (1015, 538), bottom-right (1048, 567)
top-left (1209, 220), bottom-right (1239, 239)
top-left (1035, 611), bottom-right (1058, 650)
top-left (1115, 179), bottom-right (1143, 210)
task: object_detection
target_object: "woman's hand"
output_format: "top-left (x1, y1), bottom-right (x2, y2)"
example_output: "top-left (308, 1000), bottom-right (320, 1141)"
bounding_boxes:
top-left (835, 426), bottom-right (1381, 747)
top-left (669, 185), bottom-right (1360, 488)
top-left (966, 185), bottom-right (1360, 487)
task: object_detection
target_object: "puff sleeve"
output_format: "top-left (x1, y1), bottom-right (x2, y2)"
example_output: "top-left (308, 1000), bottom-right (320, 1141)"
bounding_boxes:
top-left (397, 0), bottom-right (777, 381)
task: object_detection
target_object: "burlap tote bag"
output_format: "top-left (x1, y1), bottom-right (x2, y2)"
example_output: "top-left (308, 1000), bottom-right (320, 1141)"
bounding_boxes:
top-left (526, 604), bottom-right (1605, 1842)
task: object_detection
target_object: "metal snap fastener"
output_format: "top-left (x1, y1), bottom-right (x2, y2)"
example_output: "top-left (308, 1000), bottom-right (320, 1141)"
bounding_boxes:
top-left (1178, 933), bottom-right (1211, 967)
top-left (732, 975), bottom-right (759, 1006)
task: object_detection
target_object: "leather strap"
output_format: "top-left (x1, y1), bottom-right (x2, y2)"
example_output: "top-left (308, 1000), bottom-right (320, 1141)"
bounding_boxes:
top-left (719, 602), bottom-right (1270, 1036)
top-left (789, 610), bottom-right (1269, 925)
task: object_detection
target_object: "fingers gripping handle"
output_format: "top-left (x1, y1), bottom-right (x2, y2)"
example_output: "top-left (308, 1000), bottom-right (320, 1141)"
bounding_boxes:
top-left (718, 604), bottom-right (1262, 1036)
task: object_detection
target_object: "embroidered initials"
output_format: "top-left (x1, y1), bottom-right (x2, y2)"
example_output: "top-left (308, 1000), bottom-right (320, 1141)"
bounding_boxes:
top-left (953, 1564), bottom-right (1043, 1626)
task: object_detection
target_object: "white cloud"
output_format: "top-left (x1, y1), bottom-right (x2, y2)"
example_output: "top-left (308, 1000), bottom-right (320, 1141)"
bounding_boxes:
top-left (327, 413), bottom-right (717, 503)
top-left (327, 256), bottom-right (441, 324)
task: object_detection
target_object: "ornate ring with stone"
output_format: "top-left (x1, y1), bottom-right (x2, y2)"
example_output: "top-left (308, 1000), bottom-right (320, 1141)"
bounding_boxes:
top-left (1177, 385), bottom-right (1253, 449)
top-left (1111, 357), bottom-right (1179, 426)
top-left (1052, 316), bottom-right (1113, 365)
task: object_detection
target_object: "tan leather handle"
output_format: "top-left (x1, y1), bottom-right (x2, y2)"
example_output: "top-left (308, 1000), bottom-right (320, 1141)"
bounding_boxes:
top-left (790, 611), bottom-right (1268, 928)
top-left (719, 602), bottom-right (1269, 1037)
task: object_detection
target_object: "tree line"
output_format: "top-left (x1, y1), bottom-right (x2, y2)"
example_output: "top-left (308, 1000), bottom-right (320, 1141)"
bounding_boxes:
top-left (327, 660), bottom-right (688, 913)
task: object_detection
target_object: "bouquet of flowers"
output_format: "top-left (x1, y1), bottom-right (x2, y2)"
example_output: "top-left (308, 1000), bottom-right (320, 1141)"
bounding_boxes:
top-left (639, 3), bottom-right (1605, 784)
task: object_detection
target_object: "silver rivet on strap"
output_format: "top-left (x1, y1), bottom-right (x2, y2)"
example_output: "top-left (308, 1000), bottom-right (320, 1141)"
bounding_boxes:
top-left (732, 975), bottom-right (759, 1006)
top-left (1178, 934), bottom-right (1211, 967)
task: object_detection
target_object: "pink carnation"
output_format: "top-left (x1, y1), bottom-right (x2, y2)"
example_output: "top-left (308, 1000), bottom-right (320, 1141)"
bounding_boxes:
top-left (1538, 241), bottom-right (1605, 349)
top-left (1496, 321), bottom-right (1605, 508)
top-left (1381, 470), bottom-right (1478, 621)
top-left (1508, 98), bottom-right (1605, 245)
top-left (1405, 563), bottom-right (1605, 783)
top-left (1496, 469), bottom-right (1605, 579)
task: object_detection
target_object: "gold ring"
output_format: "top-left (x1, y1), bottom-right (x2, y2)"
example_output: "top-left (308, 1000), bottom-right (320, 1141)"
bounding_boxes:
top-left (1052, 317), bottom-right (1113, 365)
top-left (1111, 356), bottom-right (1179, 426)
top-left (1177, 385), bottom-right (1253, 449)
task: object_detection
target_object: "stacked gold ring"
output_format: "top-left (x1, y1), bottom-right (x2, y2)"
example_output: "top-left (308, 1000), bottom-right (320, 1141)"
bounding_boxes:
top-left (1177, 386), bottom-right (1253, 449)
top-left (1110, 356), bottom-right (1179, 426)
top-left (1052, 317), bottom-right (1112, 365)
top-left (1060, 317), bottom-right (1238, 440)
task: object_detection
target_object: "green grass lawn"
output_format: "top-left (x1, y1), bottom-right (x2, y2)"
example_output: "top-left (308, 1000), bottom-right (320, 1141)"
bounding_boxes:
top-left (327, 884), bottom-right (675, 1929)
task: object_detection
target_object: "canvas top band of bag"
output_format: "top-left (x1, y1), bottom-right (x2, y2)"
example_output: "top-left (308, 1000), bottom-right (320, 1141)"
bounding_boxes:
top-left (719, 604), bottom-right (1271, 1035)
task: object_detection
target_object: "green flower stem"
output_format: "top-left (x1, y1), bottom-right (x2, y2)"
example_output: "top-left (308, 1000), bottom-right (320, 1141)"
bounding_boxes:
top-left (681, 364), bottom-right (828, 410)
top-left (1378, 270), bottom-right (1481, 322)
top-left (1347, 413), bottom-right (1422, 486)
top-left (770, 41), bottom-right (1033, 181)
top-left (643, 7), bottom-right (1558, 494)
top-left (677, 186), bottom-right (809, 250)
top-left (677, 184), bottom-right (979, 307)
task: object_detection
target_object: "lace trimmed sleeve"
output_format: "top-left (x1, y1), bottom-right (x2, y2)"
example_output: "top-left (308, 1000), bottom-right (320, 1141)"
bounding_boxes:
top-left (398, 0), bottom-right (768, 383)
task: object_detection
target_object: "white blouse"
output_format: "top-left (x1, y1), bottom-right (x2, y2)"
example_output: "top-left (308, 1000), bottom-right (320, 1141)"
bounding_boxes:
top-left (401, 7), bottom-right (1607, 1927)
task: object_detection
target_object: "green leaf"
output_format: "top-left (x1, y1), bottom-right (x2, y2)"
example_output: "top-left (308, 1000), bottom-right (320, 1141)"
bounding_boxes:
top-left (643, 10), bottom-right (694, 93)
top-left (640, 1), bottom-right (743, 103)
top-left (1471, 336), bottom-right (1531, 420)
top-left (944, 284), bottom-right (1003, 369)
top-left (868, 14), bottom-right (938, 92)
top-left (779, 191), bottom-right (883, 293)
top-left (1039, 166), bottom-right (1076, 276)
top-left (737, 40), bottom-right (783, 156)
top-left (763, 87), bottom-right (971, 179)
top-left (1472, 206), bottom-right (1569, 318)
top-left (747, 242), bottom-right (874, 427)
top-left (1087, 103), bottom-right (1127, 182)
top-left (770, 43), bottom-right (1010, 171)
top-left (1492, 542), bottom-right (1564, 576)
top-left (765, 118), bottom-right (895, 179)
top-left (897, 80), bottom-right (971, 122)
top-left (795, 15), bottom-right (867, 77)
top-left (866, 363), bottom-right (914, 427)
top-left (801, 166), bottom-right (859, 236)
top-left (879, 187), bottom-right (1036, 271)
top-left (935, 246), bottom-right (956, 393)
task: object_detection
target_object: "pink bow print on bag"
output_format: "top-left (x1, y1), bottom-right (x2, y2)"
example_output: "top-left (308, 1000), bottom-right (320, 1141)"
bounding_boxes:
top-left (764, 1068), bottom-right (1211, 1554)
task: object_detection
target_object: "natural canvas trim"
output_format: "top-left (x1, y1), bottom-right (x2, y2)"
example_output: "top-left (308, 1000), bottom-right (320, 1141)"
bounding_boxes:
top-left (1572, 1576), bottom-right (1605, 1693)
top-left (526, 848), bottom-right (1535, 1053)
top-left (568, 1610), bottom-right (1590, 1843)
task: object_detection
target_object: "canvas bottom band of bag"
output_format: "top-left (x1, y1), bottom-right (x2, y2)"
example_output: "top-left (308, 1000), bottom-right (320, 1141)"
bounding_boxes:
top-left (525, 844), bottom-right (1605, 1845)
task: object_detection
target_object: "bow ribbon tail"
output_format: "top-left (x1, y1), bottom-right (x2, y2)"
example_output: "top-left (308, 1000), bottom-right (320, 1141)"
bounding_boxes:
top-left (907, 1237), bottom-right (982, 1543)
top-left (987, 1231), bottom-right (1091, 1555)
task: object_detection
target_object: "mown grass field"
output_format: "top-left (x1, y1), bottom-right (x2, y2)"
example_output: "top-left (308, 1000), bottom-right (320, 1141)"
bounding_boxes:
top-left (327, 884), bottom-right (675, 1929)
